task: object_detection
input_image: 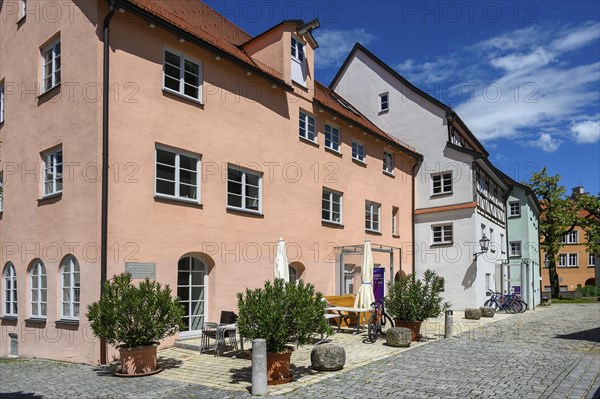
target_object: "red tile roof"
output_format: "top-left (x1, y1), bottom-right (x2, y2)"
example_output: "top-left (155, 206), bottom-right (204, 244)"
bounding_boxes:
top-left (122, 0), bottom-right (420, 157)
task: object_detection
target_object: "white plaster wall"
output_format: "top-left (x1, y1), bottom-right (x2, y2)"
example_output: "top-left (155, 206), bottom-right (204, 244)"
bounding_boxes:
top-left (475, 211), bottom-right (508, 306)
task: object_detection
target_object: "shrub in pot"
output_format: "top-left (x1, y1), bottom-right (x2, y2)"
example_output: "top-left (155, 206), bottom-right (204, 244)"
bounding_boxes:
top-left (236, 279), bottom-right (331, 384)
top-left (384, 269), bottom-right (450, 341)
top-left (86, 273), bottom-right (185, 376)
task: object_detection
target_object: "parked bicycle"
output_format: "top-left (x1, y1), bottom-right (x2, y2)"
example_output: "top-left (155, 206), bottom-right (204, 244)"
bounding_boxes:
top-left (367, 299), bottom-right (394, 342)
top-left (484, 290), bottom-right (526, 313)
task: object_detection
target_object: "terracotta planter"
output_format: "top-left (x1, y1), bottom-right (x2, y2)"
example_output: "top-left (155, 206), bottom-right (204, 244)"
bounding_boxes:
top-left (116, 343), bottom-right (161, 377)
top-left (394, 320), bottom-right (422, 341)
top-left (266, 349), bottom-right (293, 385)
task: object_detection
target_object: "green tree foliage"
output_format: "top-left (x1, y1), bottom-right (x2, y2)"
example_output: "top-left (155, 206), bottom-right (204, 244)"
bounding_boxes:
top-left (384, 269), bottom-right (450, 322)
top-left (236, 279), bottom-right (331, 353)
top-left (86, 273), bottom-right (185, 348)
top-left (527, 168), bottom-right (591, 298)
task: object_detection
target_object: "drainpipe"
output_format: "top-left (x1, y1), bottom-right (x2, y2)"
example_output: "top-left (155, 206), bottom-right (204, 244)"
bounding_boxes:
top-left (100, 0), bottom-right (116, 365)
top-left (411, 159), bottom-right (421, 276)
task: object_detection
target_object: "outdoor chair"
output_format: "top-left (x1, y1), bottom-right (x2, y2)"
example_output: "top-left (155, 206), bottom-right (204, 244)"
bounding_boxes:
top-left (200, 311), bottom-right (238, 355)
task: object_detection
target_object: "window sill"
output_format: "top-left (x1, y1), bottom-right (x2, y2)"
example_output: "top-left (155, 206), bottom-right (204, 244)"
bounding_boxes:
top-left (352, 158), bottom-right (366, 167)
top-left (431, 242), bottom-right (453, 248)
top-left (383, 170), bottom-right (395, 178)
top-left (322, 220), bottom-right (343, 228)
top-left (292, 80), bottom-right (308, 91)
top-left (38, 83), bottom-right (61, 99)
top-left (0, 316), bottom-right (17, 321)
top-left (162, 88), bottom-right (204, 106)
top-left (55, 319), bottom-right (80, 326)
top-left (226, 206), bottom-right (263, 217)
top-left (299, 136), bottom-right (319, 147)
top-left (365, 229), bottom-right (382, 236)
top-left (325, 146), bottom-right (342, 157)
top-left (508, 215), bottom-right (521, 219)
top-left (25, 318), bottom-right (47, 324)
top-left (392, 234), bottom-right (401, 239)
top-left (154, 194), bottom-right (202, 207)
top-left (378, 109), bottom-right (389, 115)
top-left (431, 192), bottom-right (453, 198)
top-left (38, 192), bottom-right (63, 202)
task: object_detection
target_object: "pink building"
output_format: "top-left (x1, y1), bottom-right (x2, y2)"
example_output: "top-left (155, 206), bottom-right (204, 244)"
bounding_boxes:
top-left (0, 0), bottom-right (420, 364)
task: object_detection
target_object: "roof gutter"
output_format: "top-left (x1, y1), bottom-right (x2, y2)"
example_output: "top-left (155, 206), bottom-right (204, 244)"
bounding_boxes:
top-left (100, 0), bottom-right (116, 365)
top-left (116, 0), bottom-right (293, 92)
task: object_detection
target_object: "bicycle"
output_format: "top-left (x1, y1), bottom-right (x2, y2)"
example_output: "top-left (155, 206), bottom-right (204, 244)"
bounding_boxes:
top-left (484, 291), bottom-right (521, 314)
top-left (367, 299), bottom-right (394, 343)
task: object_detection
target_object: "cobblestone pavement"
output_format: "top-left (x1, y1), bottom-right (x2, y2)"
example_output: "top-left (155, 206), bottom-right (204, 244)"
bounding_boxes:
top-left (1, 303), bottom-right (598, 398)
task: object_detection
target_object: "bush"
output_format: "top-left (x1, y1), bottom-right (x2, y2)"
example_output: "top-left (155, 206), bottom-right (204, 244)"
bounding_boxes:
top-left (236, 279), bottom-right (331, 353)
top-left (385, 269), bottom-right (450, 322)
top-left (576, 284), bottom-right (600, 297)
top-left (86, 273), bottom-right (185, 348)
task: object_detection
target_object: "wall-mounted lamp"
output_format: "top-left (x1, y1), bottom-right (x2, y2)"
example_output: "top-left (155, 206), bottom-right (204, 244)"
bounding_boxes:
top-left (473, 234), bottom-right (490, 261)
top-left (148, 23), bottom-right (156, 29)
top-left (178, 38), bottom-right (186, 43)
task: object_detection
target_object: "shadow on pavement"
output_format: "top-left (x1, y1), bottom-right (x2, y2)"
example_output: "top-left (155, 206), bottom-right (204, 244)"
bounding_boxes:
top-left (0, 393), bottom-right (45, 398)
top-left (92, 356), bottom-right (183, 376)
top-left (555, 327), bottom-right (600, 343)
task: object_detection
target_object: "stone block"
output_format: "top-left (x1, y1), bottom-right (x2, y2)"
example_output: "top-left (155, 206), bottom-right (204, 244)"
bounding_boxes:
top-left (311, 343), bottom-right (345, 371)
top-left (479, 306), bottom-right (495, 317)
top-left (385, 327), bottom-right (412, 347)
top-left (465, 308), bottom-right (481, 320)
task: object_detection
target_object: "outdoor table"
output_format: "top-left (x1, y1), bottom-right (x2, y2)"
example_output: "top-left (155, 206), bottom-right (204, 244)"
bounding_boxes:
top-left (326, 306), bottom-right (371, 334)
top-left (215, 323), bottom-right (243, 356)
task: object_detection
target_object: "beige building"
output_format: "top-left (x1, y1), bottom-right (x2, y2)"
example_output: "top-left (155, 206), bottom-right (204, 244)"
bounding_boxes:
top-left (0, 0), bottom-right (420, 363)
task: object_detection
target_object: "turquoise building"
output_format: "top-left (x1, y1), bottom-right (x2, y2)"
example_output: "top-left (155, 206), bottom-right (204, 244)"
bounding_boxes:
top-left (498, 171), bottom-right (542, 308)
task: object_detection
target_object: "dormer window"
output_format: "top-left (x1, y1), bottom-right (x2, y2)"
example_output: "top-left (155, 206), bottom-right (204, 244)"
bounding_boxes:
top-left (290, 36), bottom-right (307, 86)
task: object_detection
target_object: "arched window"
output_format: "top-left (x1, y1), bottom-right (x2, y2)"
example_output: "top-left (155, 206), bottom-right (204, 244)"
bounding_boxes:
top-left (30, 260), bottom-right (47, 318)
top-left (288, 265), bottom-right (298, 284)
top-left (3, 263), bottom-right (17, 317)
top-left (60, 255), bottom-right (80, 320)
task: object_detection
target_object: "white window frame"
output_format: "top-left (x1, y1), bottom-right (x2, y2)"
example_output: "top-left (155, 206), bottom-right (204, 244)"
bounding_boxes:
top-left (41, 147), bottom-right (62, 197)
top-left (365, 200), bottom-right (381, 233)
top-left (154, 145), bottom-right (201, 203)
top-left (431, 224), bottom-right (453, 245)
top-left (0, 172), bottom-right (3, 212)
top-left (20, 0), bottom-right (26, 19)
top-left (509, 201), bottom-right (520, 217)
top-left (288, 265), bottom-right (299, 285)
top-left (29, 260), bottom-right (47, 319)
top-left (431, 172), bottom-right (452, 195)
top-left (163, 48), bottom-right (203, 103)
top-left (60, 255), bottom-right (80, 320)
top-left (383, 151), bottom-right (394, 175)
top-left (589, 254), bottom-right (596, 267)
top-left (509, 241), bottom-right (522, 258)
top-left (379, 92), bottom-right (389, 112)
top-left (0, 81), bottom-right (4, 124)
top-left (352, 141), bottom-right (366, 163)
top-left (562, 230), bottom-right (578, 244)
top-left (324, 123), bottom-right (340, 153)
top-left (299, 111), bottom-right (316, 143)
top-left (489, 228), bottom-right (495, 252)
top-left (567, 253), bottom-right (578, 268)
top-left (3, 263), bottom-right (17, 317)
top-left (290, 36), bottom-right (306, 86)
top-left (41, 38), bottom-right (61, 93)
top-left (322, 188), bottom-right (342, 225)
top-left (226, 165), bottom-right (262, 214)
top-left (392, 206), bottom-right (399, 236)
top-left (500, 233), bottom-right (506, 254)
top-left (558, 253), bottom-right (567, 267)
top-left (291, 36), bottom-right (305, 63)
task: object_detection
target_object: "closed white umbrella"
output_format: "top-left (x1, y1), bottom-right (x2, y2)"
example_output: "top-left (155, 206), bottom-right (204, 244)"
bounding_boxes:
top-left (274, 237), bottom-right (289, 282)
top-left (354, 240), bottom-right (375, 309)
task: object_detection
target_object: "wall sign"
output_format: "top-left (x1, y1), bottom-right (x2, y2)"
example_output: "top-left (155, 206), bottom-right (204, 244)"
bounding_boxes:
top-left (125, 262), bottom-right (156, 279)
top-left (373, 267), bottom-right (385, 302)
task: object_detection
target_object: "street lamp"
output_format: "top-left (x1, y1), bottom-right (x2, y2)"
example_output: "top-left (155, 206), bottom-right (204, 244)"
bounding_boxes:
top-left (473, 234), bottom-right (490, 261)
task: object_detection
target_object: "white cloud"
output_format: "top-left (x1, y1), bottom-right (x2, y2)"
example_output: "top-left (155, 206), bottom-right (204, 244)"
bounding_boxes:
top-left (315, 28), bottom-right (374, 68)
top-left (490, 47), bottom-right (554, 72)
top-left (571, 120), bottom-right (600, 143)
top-left (551, 22), bottom-right (600, 52)
top-left (396, 57), bottom-right (458, 83)
top-left (527, 133), bottom-right (563, 153)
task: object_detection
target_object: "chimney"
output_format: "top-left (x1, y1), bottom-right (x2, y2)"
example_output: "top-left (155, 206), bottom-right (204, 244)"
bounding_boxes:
top-left (572, 186), bottom-right (585, 196)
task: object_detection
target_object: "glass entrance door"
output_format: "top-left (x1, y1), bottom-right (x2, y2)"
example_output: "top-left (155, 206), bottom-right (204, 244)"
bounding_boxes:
top-left (178, 256), bottom-right (206, 336)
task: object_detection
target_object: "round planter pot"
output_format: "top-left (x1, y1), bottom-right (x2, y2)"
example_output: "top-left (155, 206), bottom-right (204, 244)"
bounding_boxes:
top-left (266, 349), bottom-right (293, 385)
top-left (394, 320), bottom-right (422, 341)
top-left (115, 343), bottom-right (161, 377)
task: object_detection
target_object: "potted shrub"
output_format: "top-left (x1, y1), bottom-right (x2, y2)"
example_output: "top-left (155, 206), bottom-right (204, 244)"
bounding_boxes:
top-left (385, 269), bottom-right (450, 341)
top-left (86, 273), bottom-right (185, 376)
top-left (236, 279), bottom-right (331, 385)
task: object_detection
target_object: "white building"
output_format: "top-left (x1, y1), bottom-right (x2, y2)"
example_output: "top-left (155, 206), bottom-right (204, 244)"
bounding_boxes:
top-left (331, 44), bottom-right (510, 309)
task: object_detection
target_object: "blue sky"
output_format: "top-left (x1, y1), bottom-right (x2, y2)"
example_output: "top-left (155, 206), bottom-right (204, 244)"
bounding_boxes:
top-left (213, 1), bottom-right (600, 195)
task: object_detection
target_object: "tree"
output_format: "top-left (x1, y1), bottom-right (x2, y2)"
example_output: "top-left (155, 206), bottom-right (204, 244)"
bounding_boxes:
top-left (575, 192), bottom-right (600, 289)
top-left (527, 168), bottom-right (580, 298)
